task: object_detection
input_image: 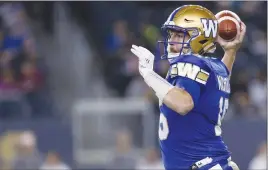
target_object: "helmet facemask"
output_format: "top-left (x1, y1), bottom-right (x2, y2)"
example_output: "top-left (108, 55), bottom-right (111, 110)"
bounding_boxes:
top-left (157, 25), bottom-right (199, 62)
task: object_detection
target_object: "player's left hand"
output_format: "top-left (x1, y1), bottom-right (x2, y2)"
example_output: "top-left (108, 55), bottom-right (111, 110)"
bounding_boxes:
top-left (130, 45), bottom-right (155, 77)
top-left (216, 21), bottom-right (246, 53)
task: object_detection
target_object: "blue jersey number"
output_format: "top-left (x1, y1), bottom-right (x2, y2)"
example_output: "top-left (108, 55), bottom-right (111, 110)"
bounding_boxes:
top-left (215, 97), bottom-right (229, 136)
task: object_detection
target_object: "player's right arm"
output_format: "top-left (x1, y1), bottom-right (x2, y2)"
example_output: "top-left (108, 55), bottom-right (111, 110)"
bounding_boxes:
top-left (218, 22), bottom-right (246, 73)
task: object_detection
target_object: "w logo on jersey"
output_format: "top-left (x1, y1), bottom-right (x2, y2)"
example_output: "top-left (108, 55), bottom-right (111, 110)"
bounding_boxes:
top-left (200, 18), bottom-right (218, 38)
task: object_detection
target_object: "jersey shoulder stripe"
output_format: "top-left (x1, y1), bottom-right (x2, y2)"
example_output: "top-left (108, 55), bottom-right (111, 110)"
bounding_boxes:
top-left (169, 54), bottom-right (211, 85)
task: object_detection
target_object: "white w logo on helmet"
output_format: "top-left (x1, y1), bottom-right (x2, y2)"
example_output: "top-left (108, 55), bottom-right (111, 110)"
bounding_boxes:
top-left (201, 19), bottom-right (218, 38)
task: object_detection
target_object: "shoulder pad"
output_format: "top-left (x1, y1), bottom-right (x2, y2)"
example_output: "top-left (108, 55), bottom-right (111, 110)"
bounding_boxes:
top-left (202, 57), bottom-right (230, 76)
top-left (169, 54), bottom-right (210, 85)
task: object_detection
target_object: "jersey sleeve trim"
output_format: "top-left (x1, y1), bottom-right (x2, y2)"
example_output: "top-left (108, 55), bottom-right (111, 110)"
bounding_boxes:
top-left (195, 69), bottom-right (210, 85)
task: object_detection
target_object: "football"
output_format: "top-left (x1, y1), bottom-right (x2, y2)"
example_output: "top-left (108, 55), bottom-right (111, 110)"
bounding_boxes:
top-left (215, 10), bottom-right (241, 41)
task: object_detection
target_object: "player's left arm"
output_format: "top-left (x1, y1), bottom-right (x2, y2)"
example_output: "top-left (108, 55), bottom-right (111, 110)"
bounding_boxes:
top-left (217, 21), bottom-right (246, 73)
top-left (142, 70), bottom-right (196, 115)
top-left (139, 68), bottom-right (198, 115)
top-left (131, 45), bottom-right (209, 115)
top-left (161, 60), bottom-right (210, 115)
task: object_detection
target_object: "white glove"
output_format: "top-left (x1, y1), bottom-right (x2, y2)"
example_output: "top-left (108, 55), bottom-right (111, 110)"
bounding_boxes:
top-left (130, 45), bottom-right (155, 77)
top-left (130, 44), bottom-right (174, 101)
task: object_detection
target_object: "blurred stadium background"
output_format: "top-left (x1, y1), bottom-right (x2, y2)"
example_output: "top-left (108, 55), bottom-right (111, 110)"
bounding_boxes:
top-left (0, 1), bottom-right (266, 170)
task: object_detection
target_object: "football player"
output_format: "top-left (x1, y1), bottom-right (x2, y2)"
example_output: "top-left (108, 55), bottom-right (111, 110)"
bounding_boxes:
top-left (130, 5), bottom-right (246, 170)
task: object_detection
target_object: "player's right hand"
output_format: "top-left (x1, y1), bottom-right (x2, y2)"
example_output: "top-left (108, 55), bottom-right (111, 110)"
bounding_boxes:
top-left (130, 44), bottom-right (155, 77)
top-left (216, 21), bottom-right (246, 53)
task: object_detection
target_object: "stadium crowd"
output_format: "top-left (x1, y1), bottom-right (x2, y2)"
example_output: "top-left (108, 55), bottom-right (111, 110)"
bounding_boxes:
top-left (0, 2), bottom-right (53, 120)
top-left (0, 3), bottom-right (63, 170)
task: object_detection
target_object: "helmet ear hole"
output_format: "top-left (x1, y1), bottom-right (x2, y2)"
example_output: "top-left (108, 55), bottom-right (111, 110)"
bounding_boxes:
top-left (199, 40), bottom-right (208, 44)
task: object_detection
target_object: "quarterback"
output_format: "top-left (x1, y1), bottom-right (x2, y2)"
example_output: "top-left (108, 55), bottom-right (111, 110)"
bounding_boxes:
top-left (131, 5), bottom-right (246, 170)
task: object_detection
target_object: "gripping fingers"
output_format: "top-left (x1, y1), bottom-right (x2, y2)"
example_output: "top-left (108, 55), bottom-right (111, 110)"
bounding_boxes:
top-left (233, 21), bottom-right (246, 46)
top-left (239, 22), bottom-right (246, 42)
